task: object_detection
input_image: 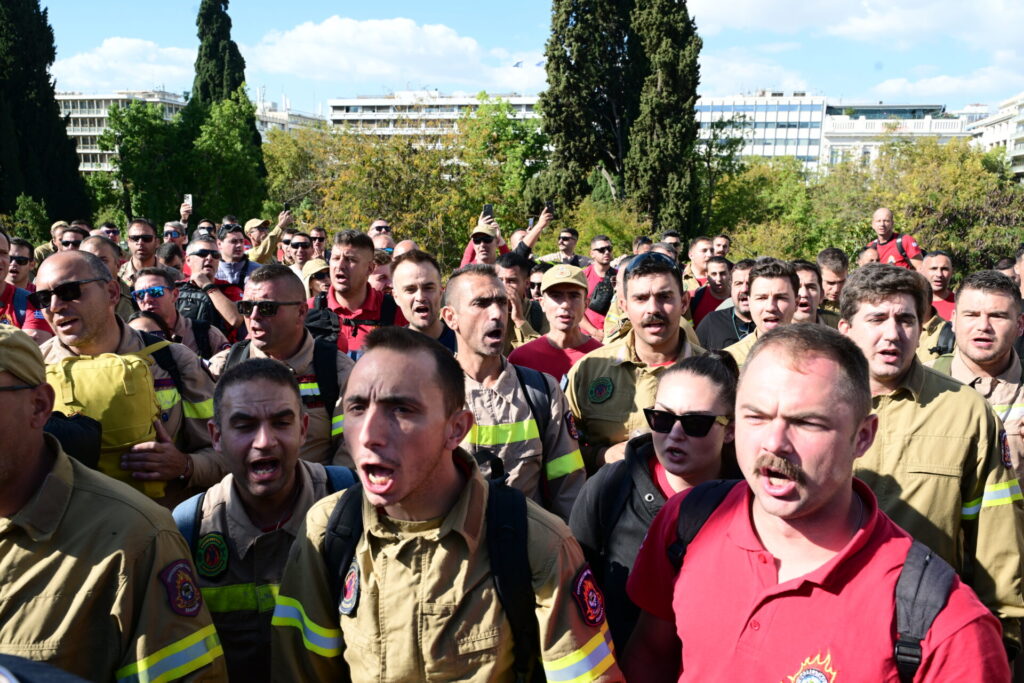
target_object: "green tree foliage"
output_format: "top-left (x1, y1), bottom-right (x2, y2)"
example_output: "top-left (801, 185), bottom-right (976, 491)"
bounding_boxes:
top-left (695, 116), bottom-right (749, 232)
top-left (0, 0), bottom-right (89, 222)
top-left (12, 193), bottom-right (49, 244)
top-left (625, 0), bottom-right (702, 235)
top-left (540, 0), bottom-right (646, 203)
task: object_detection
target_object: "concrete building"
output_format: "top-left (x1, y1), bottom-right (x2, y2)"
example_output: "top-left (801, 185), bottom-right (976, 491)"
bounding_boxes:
top-left (327, 90), bottom-right (538, 135)
top-left (967, 94), bottom-right (1021, 157)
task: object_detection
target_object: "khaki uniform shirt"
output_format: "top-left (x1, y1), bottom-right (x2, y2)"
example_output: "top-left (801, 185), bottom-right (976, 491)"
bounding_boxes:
top-left (172, 313), bottom-right (230, 360)
top-left (34, 240), bottom-right (56, 264)
top-left (271, 451), bottom-right (622, 682)
top-left (194, 461), bottom-right (333, 682)
top-left (937, 351), bottom-right (1024, 483)
top-left (462, 358), bottom-right (585, 521)
top-left (118, 259), bottom-right (184, 288)
top-left (247, 224), bottom-right (284, 265)
top-left (210, 332), bottom-right (355, 466)
top-left (41, 320), bottom-right (222, 499)
top-left (916, 310), bottom-right (949, 362)
top-left (0, 436), bottom-right (226, 682)
top-left (116, 280), bottom-right (136, 322)
top-left (723, 329), bottom-right (759, 366)
top-left (818, 309), bottom-right (841, 329)
top-left (855, 359), bottom-right (1024, 628)
top-left (566, 330), bottom-right (703, 469)
top-left (682, 263), bottom-right (702, 293)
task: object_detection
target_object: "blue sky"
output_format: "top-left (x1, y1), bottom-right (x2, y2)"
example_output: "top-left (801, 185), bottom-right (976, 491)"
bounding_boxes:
top-left (44, 0), bottom-right (1024, 116)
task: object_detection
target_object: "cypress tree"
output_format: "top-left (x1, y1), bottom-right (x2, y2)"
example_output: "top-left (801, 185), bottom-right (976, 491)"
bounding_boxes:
top-left (625, 0), bottom-right (702, 234)
top-left (539, 0), bottom-right (647, 204)
top-left (0, 0), bottom-right (90, 222)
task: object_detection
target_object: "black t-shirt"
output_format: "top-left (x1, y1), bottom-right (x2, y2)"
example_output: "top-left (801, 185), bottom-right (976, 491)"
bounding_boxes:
top-left (696, 307), bottom-right (755, 352)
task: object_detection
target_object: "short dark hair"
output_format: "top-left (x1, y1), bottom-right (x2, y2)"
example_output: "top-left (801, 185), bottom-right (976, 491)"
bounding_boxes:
top-left (817, 247), bottom-right (849, 273)
top-left (714, 234), bottom-right (732, 245)
top-left (856, 245), bottom-right (878, 259)
top-left (623, 252), bottom-right (681, 296)
top-left (746, 323), bottom-right (872, 421)
top-left (994, 257), bottom-right (1016, 271)
top-left (590, 234), bottom-right (611, 248)
top-left (923, 249), bottom-right (953, 264)
top-left (689, 236), bottom-right (712, 251)
top-left (956, 270), bottom-right (1023, 313)
top-left (633, 235), bottom-right (653, 250)
top-left (663, 352), bottom-right (739, 415)
top-left (217, 224), bottom-right (244, 240)
top-left (558, 227), bottom-right (579, 239)
top-left (444, 263), bottom-right (499, 307)
top-left (248, 263), bottom-right (306, 298)
top-left (362, 326), bottom-right (465, 415)
top-left (791, 259), bottom-right (822, 287)
top-left (392, 249), bottom-right (441, 280)
top-left (290, 231), bottom-right (312, 243)
top-left (372, 249), bottom-right (392, 268)
top-left (221, 214), bottom-right (239, 225)
top-left (62, 225), bottom-right (89, 239)
top-left (531, 261), bottom-right (553, 274)
top-left (99, 221), bottom-right (119, 231)
top-left (732, 258), bottom-right (756, 273)
top-left (127, 310), bottom-right (173, 339)
top-left (840, 263), bottom-right (929, 323)
top-left (707, 256), bottom-right (731, 270)
top-left (133, 267), bottom-right (176, 289)
top-left (748, 259), bottom-right (798, 296)
top-left (81, 235), bottom-right (122, 260)
top-left (662, 230), bottom-right (681, 240)
top-left (128, 218), bottom-right (156, 234)
top-left (10, 236), bottom-right (33, 253)
top-left (156, 242), bottom-right (184, 263)
top-left (334, 229), bottom-right (374, 252)
top-left (214, 358), bottom-right (301, 426)
top-left (496, 251), bottom-right (534, 278)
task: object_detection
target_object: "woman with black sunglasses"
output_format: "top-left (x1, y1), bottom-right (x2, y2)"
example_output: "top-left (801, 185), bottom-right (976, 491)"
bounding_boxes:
top-left (568, 353), bottom-right (740, 651)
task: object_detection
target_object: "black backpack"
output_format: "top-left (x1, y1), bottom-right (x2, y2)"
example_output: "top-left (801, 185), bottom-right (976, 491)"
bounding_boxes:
top-left (224, 337), bottom-right (340, 416)
top-left (322, 467), bottom-right (542, 683)
top-left (176, 283), bottom-right (229, 337)
top-left (305, 291), bottom-right (398, 348)
top-left (189, 318), bottom-right (213, 360)
top-left (928, 321), bottom-right (955, 357)
top-left (668, 480), bottom-right (956, 683)
top-left (870, 233), bottom-right (910, 265)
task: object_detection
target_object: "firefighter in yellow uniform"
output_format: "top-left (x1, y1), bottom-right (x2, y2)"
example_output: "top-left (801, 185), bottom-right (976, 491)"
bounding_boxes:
top-left (0, 325), bottom-right (226, 682)
top-left (208, 264), bottom-right (355, 466)
top-left (272, 327), bottom-right (622, 682)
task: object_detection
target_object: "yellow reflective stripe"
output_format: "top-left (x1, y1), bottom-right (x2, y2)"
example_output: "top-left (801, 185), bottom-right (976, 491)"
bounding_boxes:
top-left (331, 413), bottom-right (344, 436)
top-left (182, 398), bottom-right (213, 419)
top-left (202, 583), bottom-right (279, 614)
top-left (271, 595), bottom-right (342, 658)
top-left (115, 624), bottom-right (222, 683)
top-left (299, 382), bottom-right (320, 397)
top-left (962, 480), bottom-right (1024, 519)
top-left (546, 449), bottom-right (584, 480)
top-left (543, 622), bottom-right (616, 683)
top-left (155, 388), bottom-right (180, 412)
top-left (468, 419), bottom-right (540, 446)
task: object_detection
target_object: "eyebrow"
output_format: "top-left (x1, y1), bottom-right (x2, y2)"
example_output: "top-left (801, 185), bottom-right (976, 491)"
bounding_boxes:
top-left (345, 393), bottom-right (425, 410)
top-left (229, 408), bottom-right (297, 421)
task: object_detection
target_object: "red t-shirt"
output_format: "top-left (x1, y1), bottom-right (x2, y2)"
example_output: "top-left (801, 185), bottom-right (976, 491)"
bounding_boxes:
top-left (459, 240), bottom-right (510, 267)
top-left (870, 233), bottom-right (922, 269)
top-left (312, 285), bottom-right (406, 355)
top-left (933, 291), bottom-right (955, 322)
top-left (691, 286), bottom-right (727, 328)
top-left (508, 335), bottom-right (602, 385)
top-left (581, 264), bottom-right (612, 330)
top-left (627, 480), bottom-right (1007, 681)
top-left (0, 285), bottom-right (51, 332)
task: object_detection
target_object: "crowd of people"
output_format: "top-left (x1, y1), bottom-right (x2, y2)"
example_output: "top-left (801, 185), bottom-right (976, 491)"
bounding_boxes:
top-left (1, 202), bottom-right (1023, 681)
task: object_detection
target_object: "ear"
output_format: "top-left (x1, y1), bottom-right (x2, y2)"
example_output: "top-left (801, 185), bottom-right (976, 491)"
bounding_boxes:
top-left (851, 413), bottom-right (879, 460)
top-left (1017, 312), bottom-right (1024, 339)
top-left (28, 383), bottom-right (55, 430)
top-left (722, 420), bottom-right (735, 444)
top-left (440, 305), bottom-right (457, 330)
top-left (443, 408), bottom-right (474, 451)
top-left (208, 418), bottom-right (222, 453)
top-left (837, 318), bottom-right (851, 336)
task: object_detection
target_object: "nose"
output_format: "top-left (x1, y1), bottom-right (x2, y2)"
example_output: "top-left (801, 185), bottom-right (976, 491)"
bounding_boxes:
top-left (351, 403), bottom-right (388, 450)
top-left (759, 416), bottom-right (792, 456)
top-left (251, 420), bottom-right (279, 450)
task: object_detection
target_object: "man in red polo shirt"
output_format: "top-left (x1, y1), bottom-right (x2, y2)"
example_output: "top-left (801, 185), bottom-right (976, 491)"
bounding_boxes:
top-left (308, 230), bottom-right (403, 359)
top-left (623, 324), bottom-right (1007, 681)
top-left (0, 229), bottom-right (52, 343)
top-left (868, 207), bottom-right (923, 270)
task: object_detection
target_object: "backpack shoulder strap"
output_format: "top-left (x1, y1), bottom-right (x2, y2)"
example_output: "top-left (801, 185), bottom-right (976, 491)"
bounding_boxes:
top-left (894, 233), bottom-right (909, 262)
top-left (380, 294), bottom-right (398, 326)
top-left (929, 321), bottom-right (955, 356)
top-left (139, 333), bottom-right (184, 395)
top-left (191, 319), bottom-right (212, 360)
top-left (487, 479), bottom-right (541, 682)
top-left (315, 291), bottom-right (329, 310)
top-left (931, 353), bottom-right (954, 376)
top-left (171, 492), bottom-right (206, 556)
top-left (313, 337), bottom-right (341, 416)
top-left (893, 540), bottom-right (957, 683)
top-left (597, 458), bottom-right (634, 558)
top-left (323, 483), bottom-right (365, 607)
top-left (667, 479), bottom-right (741, 570)
top-left (12, 287), bottom-right (28, 327)
top-left (512, 363), bottom-right (551, 438)
top-left (690, 287), bottom-right (706, 313)
top-left (323, 466), bottom-right (357, 494)
top-left (224, 340), bottom-right (252, 371)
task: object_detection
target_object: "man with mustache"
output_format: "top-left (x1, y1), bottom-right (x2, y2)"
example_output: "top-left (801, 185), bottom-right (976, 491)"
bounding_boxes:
top-left (567, 252), bottom-right (704, 470)
top-left (623, 324), bottom-right (1007, 680)
top-left (442, 264), bottom-right (585, 521)
top-left (723, 259), bottom-right (797, 366)
top-left (839, 263), bottom-right (1024, 658)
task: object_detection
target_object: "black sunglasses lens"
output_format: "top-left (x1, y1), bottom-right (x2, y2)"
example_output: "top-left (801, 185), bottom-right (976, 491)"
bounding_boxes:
top-left (313, 272), bottom-right (329, 280)
top-left (645, 409), bottom-right (718, 436)
top-left (680, 415), bottom-right (716, 437)
top-left (30, 281), bottom-right (83, 308)
top-left (11, 256), bottom-right (29, 265)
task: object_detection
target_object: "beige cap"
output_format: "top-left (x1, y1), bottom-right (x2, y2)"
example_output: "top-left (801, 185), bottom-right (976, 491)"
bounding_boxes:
top-left (470, 223), bottom-right (497, 238)
top-left (541, 264), bottom-right (588, 293)
top-left (302, 258), bottom-right (329, 279)
top-left (244, 218), bottom-right (270, 232)
top-left (51, 220), bottom-right (70, 232)
top-left (0, 325), bottom-right (45, 386)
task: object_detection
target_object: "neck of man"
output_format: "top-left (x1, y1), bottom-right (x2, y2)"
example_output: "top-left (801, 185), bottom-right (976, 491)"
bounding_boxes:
top-left (870, 372), bottom-right (905, 397)
top-left (690, 262), bottom-right (707, 278)
top-left (458, 348), bottom-right (503, 387)
top-left (546, 324), bottom-right (588, 350)
top-left (751, 483), bottom-right (863, 583)
top-left (934, 287), bottom-right (952, 300)
top-left (385, 450), bottom-right (466, 522)
top-left (634, 328), bottom-right (682, 367)
top-left (166, 308), bottom-right (180, 331)
top-left (259, 331), bottom-right (306, 362)
top-left (236, 467), bottom-right (301, 530)
top-left (733, 305), bottom-right (751, 323)
top-left (334, 283), bottom-right (368, 312)
top-left (413, 318), bottom-right (444, 340)
top-left (0, 436), bottom-right (56, 517)
top-left (592, 261), bottom-right (610, 277)
top-left (132, 254), bottom-right (154, 269)
top-left (559, 247), bottom-right (574, 258)
top-left (959, 347), bottom-right (1015, 380)
top-left (70, 316), bottom-right (123, 356)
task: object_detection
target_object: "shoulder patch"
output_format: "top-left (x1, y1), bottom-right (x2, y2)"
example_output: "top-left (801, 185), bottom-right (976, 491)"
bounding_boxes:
top-left (159, 559), bottom-right (203, 617)
top-left (196, 532), bottom-right (229, 579)
top-left (571, 565), bottom-right (606, 626)
top-left (564, 411), bottom-right (580, 441)
top-left (339, 559), bottom-right (360, 617)
top-left (1001, 431), bottom-right (1013, 469)
top-left (588, 376), bottom-right (614, 404)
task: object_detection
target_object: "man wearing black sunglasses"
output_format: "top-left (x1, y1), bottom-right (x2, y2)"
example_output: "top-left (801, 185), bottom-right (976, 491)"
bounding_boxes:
top-left (176, 237), bottom-right (244, 336)
top-left (162, 221), bottom-right (188, 249)
top-left (540, 227), bottom-right (591, 268)
top-left (0, 230), bottom-right (52, 342)
top-left (36, 251), bottom-right (222, 505)
top-left (57, 225), bottom-right (87, 252)
top-left (119, 218), bottom-right (177, 287)
top-left (567, 251), bottom-right (704, 470)
top-left (5, 237), bottom-right (35, 291)
top-left (469, 221), bottom-right (499, 265)
top-left (581, 235), bottom-right (617, 338)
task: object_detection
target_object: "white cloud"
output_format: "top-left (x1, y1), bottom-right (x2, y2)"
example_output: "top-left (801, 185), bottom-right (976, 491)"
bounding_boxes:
top-left (689, 0), bottom-right (851, 36)
top-left (699, 50), bottom-right (808, 97)
top-left (245, 16), bottom-right (546, 94)
top-left (52, 38), bottom-right (195, 92)
top-left (873, 59), bottom-right (1024, 100)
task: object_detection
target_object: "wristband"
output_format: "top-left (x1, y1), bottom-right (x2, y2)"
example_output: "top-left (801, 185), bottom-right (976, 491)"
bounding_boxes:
top-left (202, 283), bottom-right (217, 293)
top-left (178, 455), bottom-right (193, 481)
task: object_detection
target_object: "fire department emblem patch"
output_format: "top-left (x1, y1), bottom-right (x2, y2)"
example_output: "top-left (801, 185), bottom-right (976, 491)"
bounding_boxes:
top-left (588, 377), bottom-right (613, 404)
top-left (564, 411), bottom-right (580, 441)
top-left (572, 566), bottom-right (606, 626)
top-left (1001, 431), bottom-right (1013, 469)
top-left (338, 560), bottom-right (359, 617)
top-left (786, 653), bottom-right (838, 683)
top-left (159, 560), bottom-right (202, 617)
top-left (196, 533), bottom-right (229, 579)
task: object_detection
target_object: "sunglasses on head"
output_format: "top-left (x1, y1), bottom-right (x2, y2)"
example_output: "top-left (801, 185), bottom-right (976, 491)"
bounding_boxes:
top-left (128, 234), bottom-right (155, 243)
top-left (236, 300), bottom-right (304, 317)
top-left (643, 408), bottom-right (729, 437)
top-left (189, 249), bottom-right (221, 259)
top-left (625, 251), bottom-right (680, 275)
top-left (10, 256), bottom-right (30, 265)
top-left (28, 278), bottom-right (107, 309)
top-left (164, 231), bottom-right (182, 239)
top-left (472, 234), bottom-right (494, 245)
top-left (311, 271), bottom-right (330, 281)
top-left (131, 286), bottom-right (168, 302)
top-left (61, 240), bottom-right (82, 247)
top-left (291, 241), bottom-right (312, 249)
top-left (592, 246), bottom-right (613, 254)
